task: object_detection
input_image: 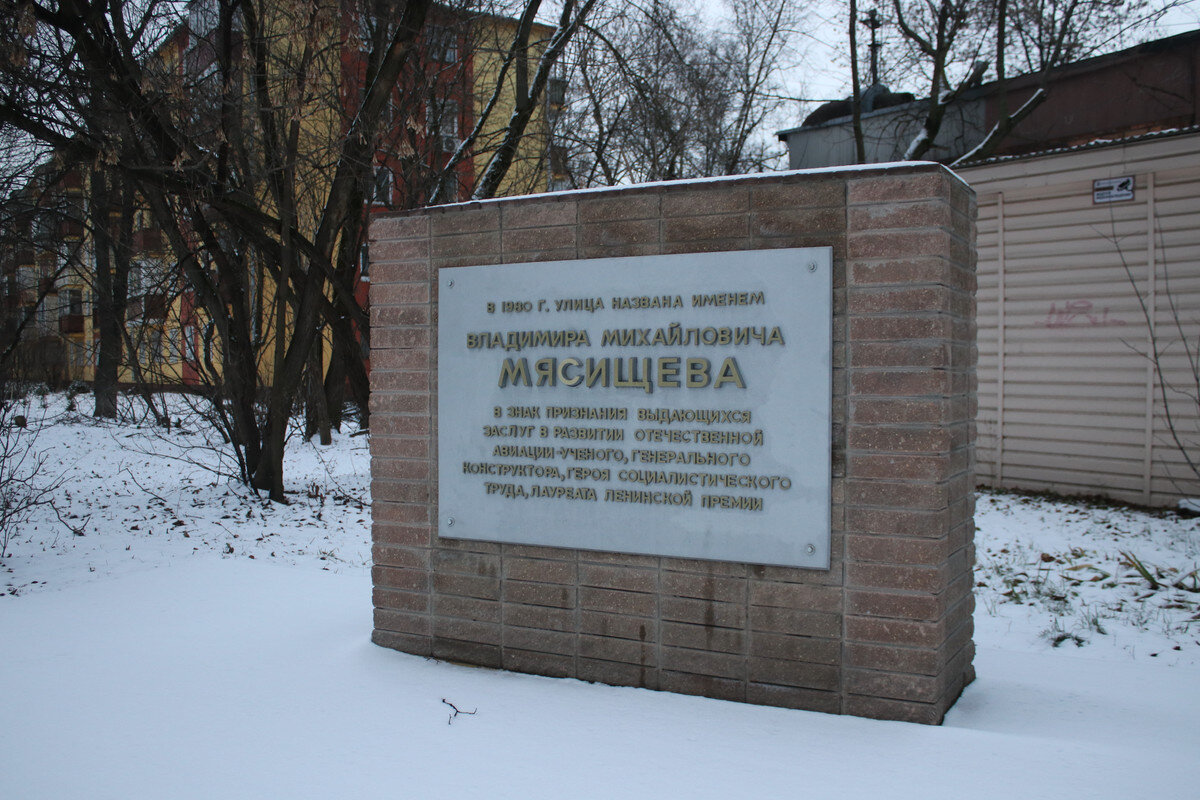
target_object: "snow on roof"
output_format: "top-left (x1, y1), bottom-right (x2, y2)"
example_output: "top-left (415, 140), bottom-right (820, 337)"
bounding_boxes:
top-left (955, 125), bottom-right (1200, 168)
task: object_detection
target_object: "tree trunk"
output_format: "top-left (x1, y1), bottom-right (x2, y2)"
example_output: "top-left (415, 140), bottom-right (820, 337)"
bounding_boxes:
top-left (849, 0), bottom-right (866, 164)
top-left (323, 355), bottom-right (346, 433)
top-left (325, 292), bottom-right (370, 430)
top-left (305, 338), bottom-right (332, 445)
top-left (343, 322), bottom-right (370, 430)
top-left (472, 0), bottom-right (599, 200)
top-left (253, 404), bottom-right (288, 502)
top-left (90, 169), bottom-right (121, 419)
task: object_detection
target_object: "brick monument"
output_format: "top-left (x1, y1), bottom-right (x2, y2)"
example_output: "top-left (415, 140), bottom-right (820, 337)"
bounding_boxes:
top-left (368, 163), bottom-right (976, 724)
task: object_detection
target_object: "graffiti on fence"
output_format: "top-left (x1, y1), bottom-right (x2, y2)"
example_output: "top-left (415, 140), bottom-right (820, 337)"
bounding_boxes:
top-left (1043, 300), bottom-right (1128, 329)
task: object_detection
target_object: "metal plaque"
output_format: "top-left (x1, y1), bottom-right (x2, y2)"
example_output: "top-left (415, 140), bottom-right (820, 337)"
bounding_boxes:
top-left (436, 247), bottom-right (832, 568)
top-left (1093, 176), bottom-right (1134, 204)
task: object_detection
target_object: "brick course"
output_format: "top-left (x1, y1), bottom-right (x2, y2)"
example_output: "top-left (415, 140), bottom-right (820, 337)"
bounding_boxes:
top-left (368, 164), bottom-right (976, 724)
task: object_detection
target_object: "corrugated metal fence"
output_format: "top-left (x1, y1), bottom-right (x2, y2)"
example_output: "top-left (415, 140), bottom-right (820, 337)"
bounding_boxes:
top-left (960, 131), bottom-right (1200, 506)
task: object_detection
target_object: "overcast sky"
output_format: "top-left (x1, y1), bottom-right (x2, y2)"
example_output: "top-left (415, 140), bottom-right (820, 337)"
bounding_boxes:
top-left (773, 0), bottom-right (1200, 124)
top-left (728, 0), bottom-right (1200, 161)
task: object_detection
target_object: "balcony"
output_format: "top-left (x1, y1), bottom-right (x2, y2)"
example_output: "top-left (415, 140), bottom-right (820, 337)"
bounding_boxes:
top-left (59, 314), bottom-right (84, 335)
top-left (141, 293), bottom-right (168, 320)
top-left (59, 219), bottom-right (84, 240)
top-left (133, 229), bottom-right (163, 252)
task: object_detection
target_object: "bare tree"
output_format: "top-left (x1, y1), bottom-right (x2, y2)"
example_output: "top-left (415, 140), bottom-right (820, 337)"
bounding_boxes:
top-left (421, 0), bottom-right (598, 203)
top-left (1114, 228), bottom-right (1200, 491)
top-left (558, 0), bottom-right (797, 186)
top-left (865, 0), bottom-right (1182, 164)
top-left (1005, 0), bottom-right (1180, 74)
top-left (890, 0), bottom-right (985, 161)
top-left (471, 0), bottom-right (599, 199)
top-left (87, 167), bottom-right (138, 419)
top-left (849, 0), bottom-right (867, 164)
top-left (1, 0), bottom-right (604, 501)
top-left (0, 159), bottom-right (89, 398)
top-left (949, 0), bottom-right (1180, 165)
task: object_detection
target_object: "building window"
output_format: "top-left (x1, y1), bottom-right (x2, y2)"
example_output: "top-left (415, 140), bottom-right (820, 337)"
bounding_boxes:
top-left (547, 76), bottom-right (567, 107)
top-left (69, 342), bottom-right (87, 369)
top-left (359, 243), bottom-right (370, 280)
top-left (383, 93), bottom-right (396, 129)
top-left (426, 25), bottom-right (458, 64)
top-left (357, 11), bottom-right (374, 54)
top-left (168, 325), bottom-right (183, 363)
top-left (129, 258), bottom-right (169, 297)
top-left (135, 325), bottom-right (163, 367)
top-left (373, 166), bottom-right (392, 205)
top-left (188, 0), bottom-right (219, 39)
top-left (129, 259), bottom-right (146, 296)
top-left (183, 325), bottom-right (199, 363)
top-left (428, 99), bottom-right (460, 151)
top-left (33, 212), bottom-right (57, 246)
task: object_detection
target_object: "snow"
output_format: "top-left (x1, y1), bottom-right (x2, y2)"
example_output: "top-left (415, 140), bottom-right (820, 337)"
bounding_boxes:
top-left (405, 159), bottom-right (959, 214)
top-left (975, 490), bottom-right (1199, 667)
top-left (955, 124), bottom-right (1200, 167)
top-left (0, 393), bottom-right (371, 595)
top-left (2, 395), bottom-right (1199, 798)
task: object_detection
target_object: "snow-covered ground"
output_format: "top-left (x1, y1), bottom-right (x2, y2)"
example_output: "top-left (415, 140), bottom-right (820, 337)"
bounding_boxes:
top-left (1, 392), bottom-right (372, 595)
top-left (976, 490), bottom-right (1199, 667)
top-left (2, 395), bottom-right (1198, 798)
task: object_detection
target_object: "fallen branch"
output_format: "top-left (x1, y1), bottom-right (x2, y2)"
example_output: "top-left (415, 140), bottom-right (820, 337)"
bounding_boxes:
top-left (441, 698), bottom-right (477, 725)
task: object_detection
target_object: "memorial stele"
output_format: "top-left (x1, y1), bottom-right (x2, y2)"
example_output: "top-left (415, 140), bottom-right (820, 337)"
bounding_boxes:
top-left (438, 247), bottom-right (833, 569)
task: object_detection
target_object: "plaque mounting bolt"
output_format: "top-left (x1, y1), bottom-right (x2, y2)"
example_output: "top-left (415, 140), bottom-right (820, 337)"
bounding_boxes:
top-left (446, 517), bottom-right (455, 527)
top-left (806, 544), bottom-right (816, 555)
top-left (806, 262), bottom-right (817, 272)
top-left (447, 279), bottom-right (454, 288)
